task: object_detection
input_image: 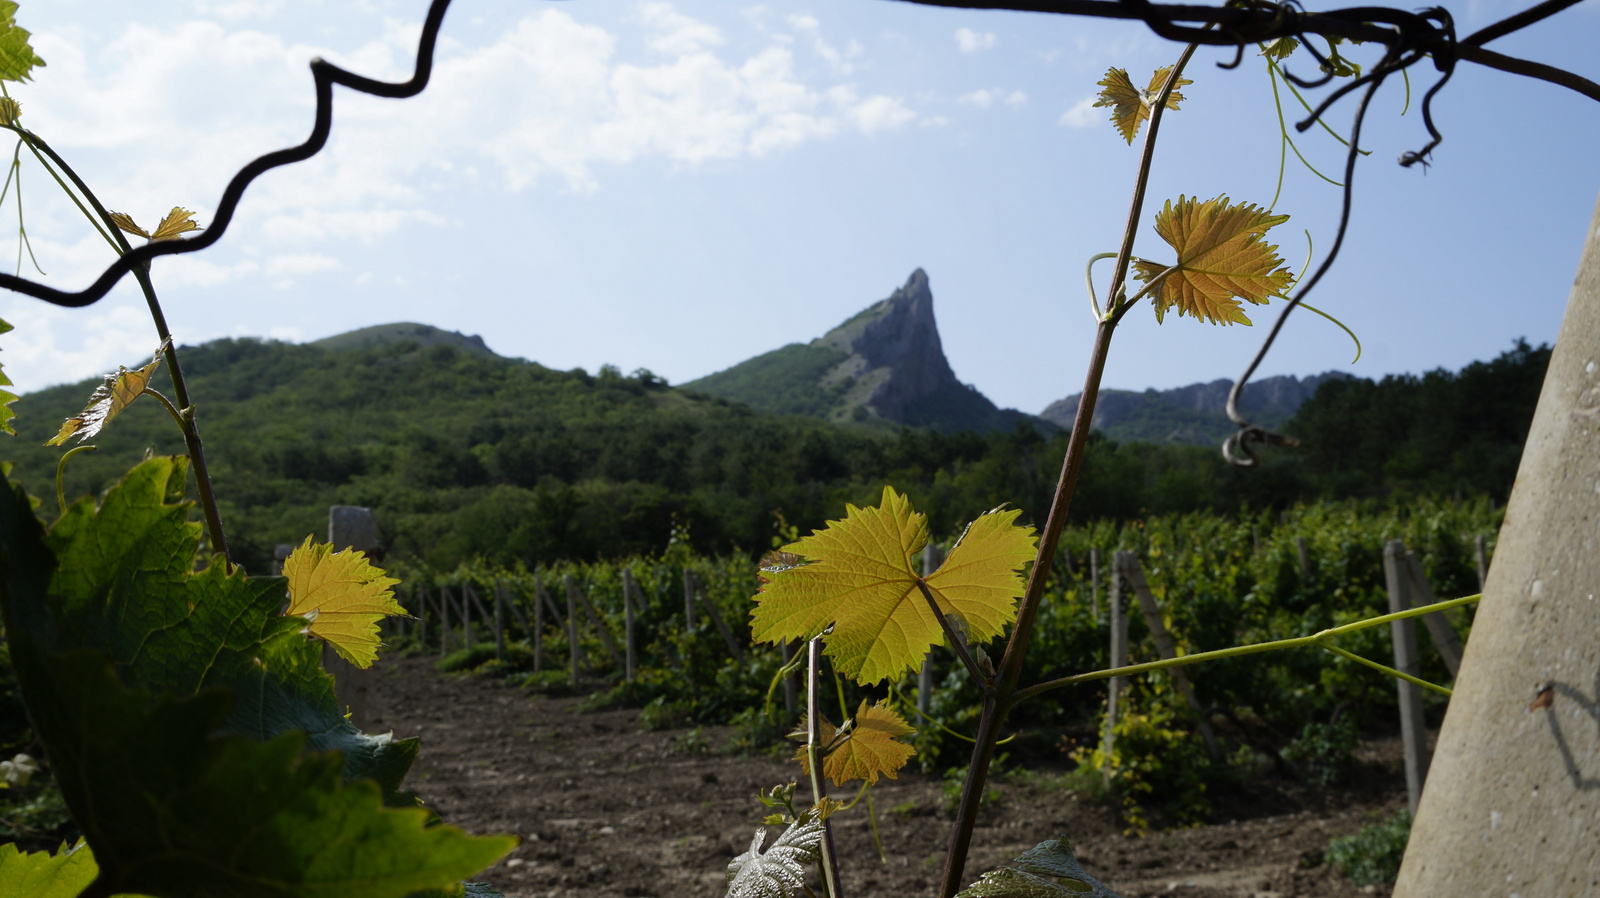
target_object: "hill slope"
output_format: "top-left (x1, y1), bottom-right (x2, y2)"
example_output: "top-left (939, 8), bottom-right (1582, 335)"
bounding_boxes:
top-left (686, 270), bottom-right (1043, 433)
top-left (1040, 372), bottom-right (1352, 446)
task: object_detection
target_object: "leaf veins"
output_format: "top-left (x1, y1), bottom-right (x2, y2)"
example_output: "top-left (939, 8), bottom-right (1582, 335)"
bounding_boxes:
top-left (725, 816), bottom-right (825, 898)
top-left (282, 535), bottom-right (405, 669)
top-left (1093, 66), bottom-right (1191, 144)
top-left (44, 343), bottom-right (167, 446)
top-left (791, 701), bottom-right (916, 787)
top-left (1132, 195), bottom-right (1294, 326)
top-left (750, 486), bottom-right (1036, 684)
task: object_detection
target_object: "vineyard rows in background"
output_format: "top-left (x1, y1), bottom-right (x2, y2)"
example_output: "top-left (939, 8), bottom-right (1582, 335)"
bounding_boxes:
top-left (382, 495), bottom-right (1494, 826)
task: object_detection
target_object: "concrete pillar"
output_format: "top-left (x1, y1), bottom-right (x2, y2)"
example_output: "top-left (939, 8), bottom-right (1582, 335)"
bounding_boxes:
top-left (1396, 194), bottom-right (1600, 895)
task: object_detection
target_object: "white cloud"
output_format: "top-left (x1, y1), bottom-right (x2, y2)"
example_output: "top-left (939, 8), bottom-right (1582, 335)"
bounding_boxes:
top-left (1059, 96), bottom-right (1100, 128)
top-left (955, 27), bottom-right (997, 54)
top-left (957, 89), bottom-right (1028, 110)
top-left (263, 253), bottom-right (341, 279)
top-left (636, 1), bottom-right (724, 56)
top-left (0, 300), bottom-right (157, 392)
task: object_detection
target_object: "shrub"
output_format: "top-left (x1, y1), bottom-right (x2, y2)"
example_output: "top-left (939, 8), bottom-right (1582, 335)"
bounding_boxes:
top-left (1326, 809), bottom-right (1411, 885)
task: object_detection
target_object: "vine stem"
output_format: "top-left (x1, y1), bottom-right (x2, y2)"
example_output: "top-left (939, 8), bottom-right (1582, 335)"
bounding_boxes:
top-left (1012, 593), bottom-right (1479, 703)
top-left (8, 126), bottom-right (232, 566)
top-left (936, 39), bottom-right (1200, 898)
top-left (806, 637), bottom-right (843, 898)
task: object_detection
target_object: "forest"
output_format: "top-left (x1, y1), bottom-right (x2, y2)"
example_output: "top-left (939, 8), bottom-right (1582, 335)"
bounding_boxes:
top-left (5, 336), bottom-right (1547, 572)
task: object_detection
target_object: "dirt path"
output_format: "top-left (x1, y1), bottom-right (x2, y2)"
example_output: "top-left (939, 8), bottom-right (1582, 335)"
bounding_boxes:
top-left (367, 655), bottom-right (1400, 898)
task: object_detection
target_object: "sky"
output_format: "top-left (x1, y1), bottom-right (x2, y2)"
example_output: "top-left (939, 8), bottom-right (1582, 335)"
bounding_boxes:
top-left (0, 0), bottom-right (1596, 415)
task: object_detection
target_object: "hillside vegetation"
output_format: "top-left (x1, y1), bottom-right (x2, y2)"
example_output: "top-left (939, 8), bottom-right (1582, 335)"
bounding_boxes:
top-left (4, 336), bottom-right (1547, 571)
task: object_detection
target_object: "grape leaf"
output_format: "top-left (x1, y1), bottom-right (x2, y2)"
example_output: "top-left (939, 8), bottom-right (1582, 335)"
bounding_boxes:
top-left (282, 535), bottom-right (405, 669)
top-left (0, 459), bottom-right (516, 898)
top-left (750, 486), bottom-right (1036, 684)
top-left (0, 840), bottom-right (102, 898)
top-left (44, 344), bottom-right (166, 446)
top-left (111, 207), bottom-right (203, 242)
top-left (1261, 37), bottom-right (1298, 61)
top-left (1132, 195), bottom-right (1293, 325)
top-left (1092, 66), bottom-right (1191, 144)
top-left (0, 1), bottom-right (44, 83)
top-left (956, 837), bottom-right (1122, 897)
top-left (791, 700), bottom-right (916, 787)
top-left (0, 317), bottom-right (15, 435)
top-left (725, 816), bottom-right (825, 898)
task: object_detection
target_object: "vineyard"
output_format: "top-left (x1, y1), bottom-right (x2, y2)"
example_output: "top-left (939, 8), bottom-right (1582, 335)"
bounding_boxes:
top-left (367, 495), bottom-right (1493, 830)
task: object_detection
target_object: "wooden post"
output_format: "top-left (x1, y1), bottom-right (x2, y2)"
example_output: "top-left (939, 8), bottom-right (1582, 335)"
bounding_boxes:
top-left (1403, 551), bottom-right (1465, 679)
top-left (439, 585), bottom-right (452, 656)
top-left (1383, 540), bottom-right (1430, 816)
top-left (690, 572), bottom-right (744, 660)
top-left (460, 584), bottom-right (475, 649)
top-left (532, 581), bottom-right (546, 673)
top-left (416, 585), bottom-right (429, 650)
top-left (496, 580), bottom-right (531, 642)
top-left (563, 574), bottom-right (581, 685)
top-left (1089, 547), bottom-right (1101, 619)
top-left (918, 541), bottom-right (942, 715)
top-left (1473, 533), bottom-right (1489, 593)
top-left (682, 568), bottom-right (696, 630)
top-left (1101, 550), bottom-right (1132, 771)
top-left (621, 568), bottom-right (637, 682)
top-left (490, 584), bottom-right (505, 662)
top-left (1123, 555), bottom-right (1219, 759)
top-left (327, 505), bottom-right (380, 727)
top-left (1295, 536), bottom-right (1311, 579)
top-left (781, 639), bottom-right (798, 719)
top-left (569, 577), bottom-right (622, 667)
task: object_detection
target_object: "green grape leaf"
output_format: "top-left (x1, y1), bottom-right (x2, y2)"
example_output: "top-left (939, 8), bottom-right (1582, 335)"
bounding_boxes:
top-left (5, 647), bottom-right (513, 898)
top-left (957, 837), bottom-right (1121, 897)
top-left (0, 1), bottom-right (44, 83)
top-left (1092, 66), bottom-right (1191, 144)
top-left (725, 816), bottom-right (825, 898)
top-left (1132, 195), bottom-right (1293, 326)
top-left (0, 460), bottom-right (516, 897)
top-left (791, 700), bottom-right (916, 787)
top-left (1261, 37), bottom-right (1298, 61)
top-left (750, 486), bottom-right (1036, 684)
top-left (0, 840), bottom-right (103, 898)
top-left (44, 343), bottom-right (167, 446)
top-left (0, 317), bottom-right (15, 435)
top-left (282, 535), bottom-right (405, 669)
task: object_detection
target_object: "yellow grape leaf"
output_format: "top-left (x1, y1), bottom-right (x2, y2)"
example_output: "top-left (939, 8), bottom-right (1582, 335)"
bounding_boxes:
top-left (1132, 195), bottom-right (1293, 326)
top-left (44, 345), bottom-right (167, 446)
top-left (281, 535), bottom-right (404, 669)
top-left (109, 207), bottom-right (202, 241)
top-left (792, 701), bottom-right (916, 787)
top-left (750, 486), bottom-right (1036, 684)
top-left (1093, 65), bottom-right (1191, 144)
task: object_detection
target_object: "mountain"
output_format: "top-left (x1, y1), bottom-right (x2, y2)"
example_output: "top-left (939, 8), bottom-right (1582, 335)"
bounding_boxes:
top-left (685, 269), bottom-right (1043, 434)
top-left (310, 322), bottom-right (499, 357)
top-left (1039, 372), bottom-right (1353, 446)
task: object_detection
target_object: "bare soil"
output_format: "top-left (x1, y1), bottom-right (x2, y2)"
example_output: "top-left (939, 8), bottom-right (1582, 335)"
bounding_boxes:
top-left (367, 655), bottom-right (1405, 898)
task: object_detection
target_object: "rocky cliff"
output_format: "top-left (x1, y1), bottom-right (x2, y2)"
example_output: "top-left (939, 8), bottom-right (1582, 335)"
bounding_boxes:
top-left (1039, 371), bottom-right (1351, 445)
top-left (686, 270), bottom-right (1042, 433)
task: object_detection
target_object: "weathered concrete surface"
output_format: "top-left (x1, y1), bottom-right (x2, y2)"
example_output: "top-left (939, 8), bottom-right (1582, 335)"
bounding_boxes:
top-left (1395, 194), bottom-right (1600, 897)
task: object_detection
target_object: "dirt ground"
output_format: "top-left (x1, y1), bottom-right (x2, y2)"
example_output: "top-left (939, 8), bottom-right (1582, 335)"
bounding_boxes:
top-left (366, 655), bottom-right (1406, 898)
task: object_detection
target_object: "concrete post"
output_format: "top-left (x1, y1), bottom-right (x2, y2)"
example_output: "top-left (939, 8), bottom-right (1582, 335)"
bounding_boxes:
top-left (1396, 193), bottom-right (1600, 896)
top-left (1383, 540), bottom-right (1430, 816)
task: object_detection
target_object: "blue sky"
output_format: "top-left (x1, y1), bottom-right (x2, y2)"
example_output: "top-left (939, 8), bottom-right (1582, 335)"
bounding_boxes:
top-left (1, 0), bottom-right (1596, 414)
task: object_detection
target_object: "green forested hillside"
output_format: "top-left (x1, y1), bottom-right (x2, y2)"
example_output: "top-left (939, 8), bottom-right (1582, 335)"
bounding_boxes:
top-left (2, 337), bottom-right (1547, 571)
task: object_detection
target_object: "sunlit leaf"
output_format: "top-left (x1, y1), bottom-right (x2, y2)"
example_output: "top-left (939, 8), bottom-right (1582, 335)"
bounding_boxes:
top-left (791, 700), bottom-right (915, 787)
top-left (149, 207), bottom-right (203, 240)
top-left (109, 207), bottom-right (202, 242)
top-left (957, 837), bottom-right (1122, 897)
top-left (1132, 195), bottom-right (1293, 326)
top-left (725, 816), bottom-right (825, 898)
top-left (1092, 66), bottom-right (1191, 144)
top-left (750, 486), bottom-right (1036, 684)
top-left (44, 344), bottom-right (167, 446)
top-left (282, 535), bottom-right (405, 669)
top-left (1261, 38), bottom-right (1298, 61)
top-left (0, 840), bottom-right (100, 898)
top-left (0, 1), bottom-right (44, 84)
top-left (0, 317), bottom-right (15, 435)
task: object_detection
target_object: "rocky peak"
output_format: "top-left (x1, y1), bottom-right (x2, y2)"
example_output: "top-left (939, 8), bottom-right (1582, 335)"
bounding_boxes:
top-left (814, 269), bottom-right (960, 421)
